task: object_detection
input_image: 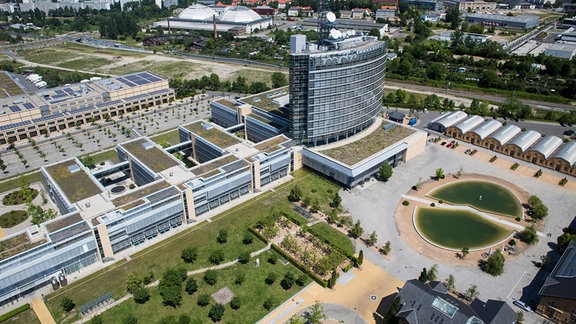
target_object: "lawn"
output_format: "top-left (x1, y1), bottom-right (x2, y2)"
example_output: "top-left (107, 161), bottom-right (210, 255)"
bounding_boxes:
top-left (95, 256), bottom-right (309, 324)
top-left (1, 307), bottom-right (40, 324)
top-left (108, 61), bottom-right (200, 79)
top-left (18, 48), bottom-right (78, 65)
top-left (0, 173), bottom-right (43, 193)
top-left (0, 210), bottom-right (28, 228)
top-left (81, 149), bottom-right (119, 165)
top-left (309, 222), bottom-right (355, 256)
top-left (2, 188), bottom-right (38, 205)
top-left (150, 129), bottom-right (181, 147)
top-left (45, 169), bottom-right (340, 323)
top-left (230, 69), bottom-right (279, 86)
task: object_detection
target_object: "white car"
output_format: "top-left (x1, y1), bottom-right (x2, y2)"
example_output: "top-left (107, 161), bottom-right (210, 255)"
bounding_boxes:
top-left (513, 300), bottom-right (532, 312)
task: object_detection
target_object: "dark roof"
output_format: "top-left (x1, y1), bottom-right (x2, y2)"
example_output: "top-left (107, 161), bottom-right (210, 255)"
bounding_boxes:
top-left (397, 279), bottom-right (517, 324)
top-left (539, 241), bottom-right (576, 300)
top-left (470, 299), bottom-right (518, 324)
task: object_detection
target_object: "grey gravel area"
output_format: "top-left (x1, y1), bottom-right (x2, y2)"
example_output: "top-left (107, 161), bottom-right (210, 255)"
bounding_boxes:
top-left (340, 142), bottom-right (575, 323)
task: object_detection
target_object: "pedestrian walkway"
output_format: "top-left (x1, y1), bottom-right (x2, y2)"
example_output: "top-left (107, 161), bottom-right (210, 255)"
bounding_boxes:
top-left (30, 297), bottom-right (56, 324)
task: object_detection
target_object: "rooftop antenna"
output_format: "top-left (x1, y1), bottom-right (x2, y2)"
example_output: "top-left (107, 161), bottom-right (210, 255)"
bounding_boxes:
top-left (213, 14), bottom-right (218, 40)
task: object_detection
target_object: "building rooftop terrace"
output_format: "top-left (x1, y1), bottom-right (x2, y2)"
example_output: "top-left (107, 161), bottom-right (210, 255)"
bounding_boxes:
top-left (45, 160), bottom-right (103, 203)
top-left (319, 122), bottom-right (415, 166)
top-left (112, 181), bottom-right (171, 207)
top-left (192, 155), bottom-right (238, 177)
top-left (121, 139), bottom-right (180, 173)
top-left (0, 233), bottom-right (47, 261)
top-left (183, 122), bottom-right (241, 148)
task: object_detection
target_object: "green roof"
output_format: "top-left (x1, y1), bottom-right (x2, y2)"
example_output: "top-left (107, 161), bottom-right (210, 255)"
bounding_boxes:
top-left (0, 233), bottom-right (47, 261)
top-left (121, 139), bottom-right (179, 173)
top-left (183, 123), bottom-right (241, 148)
top-left (242, 86), bottom-right (289, 118)
top-left (192, 155), bottom-right (237, 177)
top-left (112, 181), bottom-right (171, 207)
top-left (319, 123), bottom-right (415, 166)
top-left (254, 136), bottom-right (287, 154)
top-left (45, 160), bottom-right (103, 203)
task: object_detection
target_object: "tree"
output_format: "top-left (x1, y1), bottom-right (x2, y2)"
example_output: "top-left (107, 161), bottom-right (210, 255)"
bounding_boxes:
top-left (381, 241), bottom-right (391, 255)
top-left (281, 271), bottom-right (295, 290)
top-left (197, 293), bottom-right (211, 307)
top-left (288, 185), bottom-right (302, 202)
top-left (379, 163), bottom-right (393, 182)
top-left (395, 89), bottom-right (407, 103)
top-left (369, 27), bottom-right (381, 38)
top-left (185, 278), bottom-right (198, 295)
top-left (428, 264), bottom-right (438, 281)
top-left (132, 286), bottom-right (150, 304)
top-left (208, 304), bottom-right (225, 322)
top-left (435, 168), bottom-right (445, 180)
top-left (332, 193), bottom-right (341, 208)
top-left (209, 249), bottom-right (225, 264)
top-left (216, 229), bottom-right (228, 243)
top-left (238, 251), bottom-right (251, 264)
top-left (418, 268), bottom-right (429, 283)
top-left (461, 247), bottom-right (470, 259)
top-left (265, 272), bottom-right (277, 285)
top-left (465, 284), bottom-right (480, 301)
top-left (158, 267), bottom-right (186, 307)
top-left (271, 72), bottom-right (287, 88)
top-left (204, 270), bottom-right (218, 285)
top-left (383, 296), bottom-right (401, 323)
top-left (444, 274), bottom-right (456, 292)
top-left (263, 297), bottom-right (275, 310)
top-left (306, 301), bottom-right (327, 324)
top-left (126, 272), bottom-right (142, 294)
top-left (520, 225), bottom-right (538, 245)
top-left (482, 250), bottom-right (505, 276)
top-left (230, 296), bottom-right (241, 310)
top-left (367, 231), bottom-right (378, 246)
top-left (242, 231), bottom-right (254, 245)
top-left (61, 296), bottom-right (75, 312)
top-left (357, 250), bottom-right (364, 266)
top-left (350, 220), bottom-right (364, 239)
top-left (80, 155), bottom-right (94, 168)
top-left (181, 246), bottom-right (198, 264)
top-left (517, 310), bottom-right (525, 324)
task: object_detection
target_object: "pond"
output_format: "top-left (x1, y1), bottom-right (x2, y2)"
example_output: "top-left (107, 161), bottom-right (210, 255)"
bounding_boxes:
top-left (415, 207), bottom-right (512, 250)
top-left (428, 180), bottom-right (521, 217)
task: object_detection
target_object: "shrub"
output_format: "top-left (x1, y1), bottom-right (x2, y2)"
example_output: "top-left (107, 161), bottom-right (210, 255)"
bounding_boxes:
top-left (242, 231), bottom-right (254, 245)
top-left (234, 273), bottom-right (245, 286)
top-left (208, 249), bottom-right (225, 265)
top-left (185, 278), bottom-right (198, 295)
top-left (402, 200), bottom-right (410, 206)
top-left (197, 293), bottom-right (211, 307)
top-left (296, 274), bottom-right (307, 287)
top-left (469, 149), bottom-right (477, 156)
top-left (181, 247), bottom-right (198, 264)
top-left (438, 200), bottom-right (443, 204)
top-left (238, 251), bottom-right (251, 264)
top-left (481, 250), bottom-right (505, 276)
top-left (265, 272), bottom-right (277, 285)
top-left (216, 229), bottom-right (228, 244)
top-left (129, 184), bottom-right (136, 189)
top-left (230, 296), bottom-right (241, 310)
top-left (281, 272), bottom-right (295, 290)
top-left (515, 216), bottom-right (521, 222)
top-left (0, 210), bottom-right (28, 228)
top-left (511, 163), bottom-right (519, 170)
top-left (204, 270), bottom-right (217, 285)
top-left (61, 296), bottom-right (75, 312)
top-left (430, 202), bottom-right (436, 207)
top-left (489, 155), bottom-right (498, 163)
top-left (519, 225), bottom-right (538, 245)
top-left (132, 286), bottom-right (150, 304)
top-left (208, 304), bottom-right (225, 322)
top-left (263, 298), bottom-right (275, 311)
top-left (534, 169), bottom-right (542, 178)
top-left (0, 304), bottom-right (30, 322)
top-left (268, 253), bottom-right (278, 264)
top-left (560, 178), bottom-right (568, 186)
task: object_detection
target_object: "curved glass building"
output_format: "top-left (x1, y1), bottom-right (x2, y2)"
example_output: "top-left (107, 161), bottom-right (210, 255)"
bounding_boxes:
top-left (289, 34), bottom-right (387, 146)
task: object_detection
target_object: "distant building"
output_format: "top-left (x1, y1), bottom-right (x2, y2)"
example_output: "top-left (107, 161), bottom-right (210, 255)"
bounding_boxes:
top-left (351, 8), bottom-right (372, 19)
top-left (375, 6), bottom-right (397, 20)
top-left (457, 0), bottom-right (498, 11)
top-left (395, 279), bottom-right (517, 323)
top-left (18, 0), bottom-right (112, 13)
top-left (399, 0), bottom-right (441, 11)
top-left (254, 5), bottom-right (276, 15)
top-left (420, 12), bottom-right (443, 22)
top-left (465, 13), bottom-right (539, 29)
top-left (287, 5), bottom-right (314, 17)
top-left (537, 241), bottom-right (576, 322)
top-left (544, 43), bottom-right (576, 59)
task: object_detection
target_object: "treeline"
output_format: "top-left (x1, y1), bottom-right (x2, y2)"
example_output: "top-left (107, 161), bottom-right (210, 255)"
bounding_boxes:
top-left (169, 72), bottom-right (287, 99)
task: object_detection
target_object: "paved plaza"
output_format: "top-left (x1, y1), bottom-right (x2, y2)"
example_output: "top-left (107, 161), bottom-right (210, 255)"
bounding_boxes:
top-left (340, 140), bottom-right (576, 322)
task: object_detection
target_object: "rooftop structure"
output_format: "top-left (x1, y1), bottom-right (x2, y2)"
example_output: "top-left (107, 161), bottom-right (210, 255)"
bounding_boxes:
top-left (537, 241), bottom-right (576, 322)
top-left (428, 111), bottom-right (468, 133)
top-left (396, 279), bottom-right (517, 323)
top-left (507, 130), bottom-right (541, 152)
top-left (487, 125), bottom-right (521, 146)
top-left (120, 139), bottom-right (180, 173)
top-left (544, 44), bottom-right (576, 60)
top-left (526, 135), bottom-right (563, 159)
top-left (551, 141), bottom-right (576, 166)
top-left (182, 122), bottom-right (242, 148)
top-left (470, 120), bottom-right (502, 140)
top-left (465, 13), bottom-right (539, 29)
top-left (453, 115), bottom-right (485, 134)
top-left (0, 71), bottom-right (174, 145)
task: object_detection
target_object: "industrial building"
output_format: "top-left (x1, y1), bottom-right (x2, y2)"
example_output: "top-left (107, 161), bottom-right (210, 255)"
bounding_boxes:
top-left (429, 112), bottom-right (576, 176)
top-left (0, 71), bottom-right (174, 145)
top-left (465, 13), bottom-right (539, 29)
top-left (154, 4), bottom-right (272, 34)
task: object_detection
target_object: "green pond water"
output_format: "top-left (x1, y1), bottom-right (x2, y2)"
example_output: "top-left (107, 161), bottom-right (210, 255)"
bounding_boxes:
top-left (429, 180), bottom-right (521, 217)
top-left (415, 208), bottom-right (511, 249)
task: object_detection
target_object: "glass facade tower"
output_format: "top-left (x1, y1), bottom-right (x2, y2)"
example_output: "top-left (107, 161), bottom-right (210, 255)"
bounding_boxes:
top-left (289, 35), bottom-right (388, 146)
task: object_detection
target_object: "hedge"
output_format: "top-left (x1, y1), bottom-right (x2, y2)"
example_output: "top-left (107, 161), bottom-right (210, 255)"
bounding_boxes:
top-left (248, 227), bottom-right (269, 244)
top-left (270, 244), bottom-right (328, 288)
top-left (0, 303), bottom-right (30, 322)
top-left (306, 226), bottom-right (354, 260)
top-left (283, 210), bottom-right (306, 226)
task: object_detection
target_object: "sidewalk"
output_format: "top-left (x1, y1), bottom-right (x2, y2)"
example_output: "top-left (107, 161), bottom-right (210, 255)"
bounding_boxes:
top-left (30, 297), bottom-right (56, 324)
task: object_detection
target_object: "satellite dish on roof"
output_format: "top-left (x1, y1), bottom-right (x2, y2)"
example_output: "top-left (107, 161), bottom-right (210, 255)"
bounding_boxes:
top-left (326, 12), bottom-right (336, 23)
top-left (329, 28), bottom-right (342, 39)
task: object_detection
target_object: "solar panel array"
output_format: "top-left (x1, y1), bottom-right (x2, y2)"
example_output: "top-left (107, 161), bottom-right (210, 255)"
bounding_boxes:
top-left (0, 120), bottom-right (31, 131)
top-left (7, 102), bottom-right (37, 113)
top-left (116, 72), bottom-right (162, 88)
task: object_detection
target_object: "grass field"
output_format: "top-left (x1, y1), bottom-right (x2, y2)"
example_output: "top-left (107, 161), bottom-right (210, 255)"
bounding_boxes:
top-left (1, 307), bottom-right (40, 324)
top-left (0, 172), bottom-right (43, 194)
top-left (230, 69), bottom-right (282, 86)
top-left (45, 169), bottom-right (342, 323)
top-left (57, 57), bottom-right (114, 71)
top-left (149, 129), bottom-right (181, 147)
top-left (108, 61), bottom-right (200, 78)
top-left (309, 222), bottom-right (355, 255)
top-left (96, 256), bottom-right (308, 324)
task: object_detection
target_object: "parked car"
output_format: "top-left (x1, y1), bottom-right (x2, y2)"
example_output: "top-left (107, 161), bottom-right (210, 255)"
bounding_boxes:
top-left (513, 300), bottom-right (532, 312)
top-left (446, 143), bottom-right (453, 148)
top-left (465, 149), bottom-right (471, 154)
top-left (441, 141), bottom-right (446, 146)
top-left (564, 130), bottom-right (575, 136)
